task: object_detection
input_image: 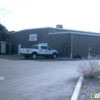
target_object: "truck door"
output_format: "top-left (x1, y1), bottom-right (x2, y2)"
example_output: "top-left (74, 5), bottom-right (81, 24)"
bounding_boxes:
top-left (39, 46), bottom-right (47, 55)
top-left (46, 46), bottom-right (52, 55)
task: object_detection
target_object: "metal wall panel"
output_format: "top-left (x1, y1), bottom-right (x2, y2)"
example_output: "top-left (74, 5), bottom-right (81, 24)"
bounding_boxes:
top-left (9, 29), bottom-right (49, 54)
top-left (46, 34), bottom-right (70, 57)
top-left (9, 27), bottom-right (100, 57)
top-left (72, 34), bottom-right (100, 58)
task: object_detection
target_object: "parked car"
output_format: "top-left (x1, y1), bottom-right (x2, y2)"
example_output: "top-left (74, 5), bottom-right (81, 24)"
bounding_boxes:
top-left (20, 43), bottom-right (58, 59)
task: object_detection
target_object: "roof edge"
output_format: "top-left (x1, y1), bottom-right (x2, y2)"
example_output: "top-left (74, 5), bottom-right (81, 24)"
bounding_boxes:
top-left (9, 27), bottom-right (99, 34)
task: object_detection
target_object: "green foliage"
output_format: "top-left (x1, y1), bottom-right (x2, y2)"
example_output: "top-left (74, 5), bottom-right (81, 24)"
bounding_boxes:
top-left (0, 24), bottom-right (8, 41)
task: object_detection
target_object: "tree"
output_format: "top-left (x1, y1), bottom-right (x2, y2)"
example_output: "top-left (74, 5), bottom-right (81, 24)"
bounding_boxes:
top-left (0, 24), bottom-right (9, 41)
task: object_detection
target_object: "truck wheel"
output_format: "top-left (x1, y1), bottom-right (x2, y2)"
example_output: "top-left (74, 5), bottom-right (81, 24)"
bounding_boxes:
top-left (32, 53), bottom-right (37, 59)
top-left (52, 53), bottom-right (57, 59)
top-left (25, 55), bottom-right (29, 59)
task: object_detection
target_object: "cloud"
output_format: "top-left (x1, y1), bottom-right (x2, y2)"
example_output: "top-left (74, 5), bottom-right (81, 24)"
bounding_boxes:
top-left (0, 0), bottom-right (29, 30)
top-left (0, 0), bottom-right (100, 32)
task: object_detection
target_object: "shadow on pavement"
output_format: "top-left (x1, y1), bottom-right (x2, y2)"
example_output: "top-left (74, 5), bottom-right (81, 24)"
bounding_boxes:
top-left (0, 55), bottom-right (78, 62)
top-left (0, 55), bottom-right (25, 60)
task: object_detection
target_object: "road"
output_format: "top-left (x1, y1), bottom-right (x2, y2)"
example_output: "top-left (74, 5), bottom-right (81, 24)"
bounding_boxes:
top-left (0, 55), bottom-right (81, 100)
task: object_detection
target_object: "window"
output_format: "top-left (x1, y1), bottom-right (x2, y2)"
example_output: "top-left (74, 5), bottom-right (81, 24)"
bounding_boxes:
top-left (33, 46), bottom-right (38, 49)
top-left (46, 46), bottom-right (51, 50)
top-left (41, 46), bottom-right (47, 50)
top-left (41, 46), bottom-right (51, 50)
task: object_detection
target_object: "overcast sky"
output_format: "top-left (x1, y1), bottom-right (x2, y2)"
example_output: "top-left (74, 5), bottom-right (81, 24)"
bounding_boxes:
top-left (0, 0), bottom-right (100, 32)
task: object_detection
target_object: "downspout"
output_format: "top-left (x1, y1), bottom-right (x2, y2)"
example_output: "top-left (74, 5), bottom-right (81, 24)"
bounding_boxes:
top-left (70, 33), bottom-right (73, 58)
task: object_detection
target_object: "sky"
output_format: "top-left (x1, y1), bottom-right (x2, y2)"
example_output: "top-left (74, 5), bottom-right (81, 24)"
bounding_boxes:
top-left (0, 0), bottom-right (100, 32)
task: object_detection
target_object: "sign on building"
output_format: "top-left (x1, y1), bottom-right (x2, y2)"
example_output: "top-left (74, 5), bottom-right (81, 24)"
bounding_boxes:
top-left (29, 34), bottom-right (37, 41)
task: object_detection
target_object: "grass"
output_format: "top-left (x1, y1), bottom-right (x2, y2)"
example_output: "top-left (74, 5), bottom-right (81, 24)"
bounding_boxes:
top-left (78, 60), bottom-right (100, 78)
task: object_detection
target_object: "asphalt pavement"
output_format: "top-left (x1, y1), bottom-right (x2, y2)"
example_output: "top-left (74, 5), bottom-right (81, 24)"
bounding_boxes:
top-left (0, 55), bottom-right (81, 100)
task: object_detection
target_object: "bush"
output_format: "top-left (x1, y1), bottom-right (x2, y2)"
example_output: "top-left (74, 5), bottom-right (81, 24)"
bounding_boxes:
top-left (74, 54), bottom-right (82, 59)
top-left (78, 60), bottom-right (100, 78)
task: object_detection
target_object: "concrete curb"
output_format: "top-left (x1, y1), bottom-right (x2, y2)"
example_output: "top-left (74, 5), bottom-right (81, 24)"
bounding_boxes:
top-left (70, 76), bottom-right (84, 100)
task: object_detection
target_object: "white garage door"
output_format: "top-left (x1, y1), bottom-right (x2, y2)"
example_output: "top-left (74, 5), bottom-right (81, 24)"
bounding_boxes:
top-left (1, 43), bottom-right (6, 53)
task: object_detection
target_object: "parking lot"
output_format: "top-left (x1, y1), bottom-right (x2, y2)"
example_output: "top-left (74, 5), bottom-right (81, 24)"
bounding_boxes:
top-left (0, 55), bottom-right (80, 100)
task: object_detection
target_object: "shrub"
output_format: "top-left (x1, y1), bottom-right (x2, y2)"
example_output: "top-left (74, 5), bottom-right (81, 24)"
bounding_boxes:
top-left (78, 60), bottom-right (100, 78)
top-left (74, 54), bottom-right (82, 59)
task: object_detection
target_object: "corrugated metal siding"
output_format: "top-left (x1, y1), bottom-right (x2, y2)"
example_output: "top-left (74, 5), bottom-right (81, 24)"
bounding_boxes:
top-left (47, 34), bottom-right (69, 57)
top-left (9, 29), bottom-right (49, 54)
top-left (0, 43), bottom-right (1, 54)
top-left (72, 34), bottom-right (100, 58)
top-left (9, 27), bottom-right (100, 57)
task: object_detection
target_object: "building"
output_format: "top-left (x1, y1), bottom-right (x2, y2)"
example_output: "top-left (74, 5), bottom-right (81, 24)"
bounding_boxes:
top-left (0, 41), bottom-right (11, 55)
top-left (9, 26), bottom-right (100, 58)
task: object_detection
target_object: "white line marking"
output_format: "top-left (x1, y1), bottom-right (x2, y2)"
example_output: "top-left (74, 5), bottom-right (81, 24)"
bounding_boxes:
top-left (70, 76), bottom-right (83, 100)
top-left (0, 76), bottom-right (5, 80)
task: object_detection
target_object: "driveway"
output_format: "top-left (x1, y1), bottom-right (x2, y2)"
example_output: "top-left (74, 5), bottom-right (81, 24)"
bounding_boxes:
top-left (0, 55), bottom-right (81, 100)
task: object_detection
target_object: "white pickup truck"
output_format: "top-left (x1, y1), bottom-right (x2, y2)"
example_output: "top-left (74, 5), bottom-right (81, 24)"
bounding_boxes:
top-left (20, 44), bottom-right (58, 59)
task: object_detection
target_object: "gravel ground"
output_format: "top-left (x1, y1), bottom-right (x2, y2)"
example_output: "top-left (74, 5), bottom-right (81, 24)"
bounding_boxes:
top-left (78, 78), bottom-right (100, 100)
